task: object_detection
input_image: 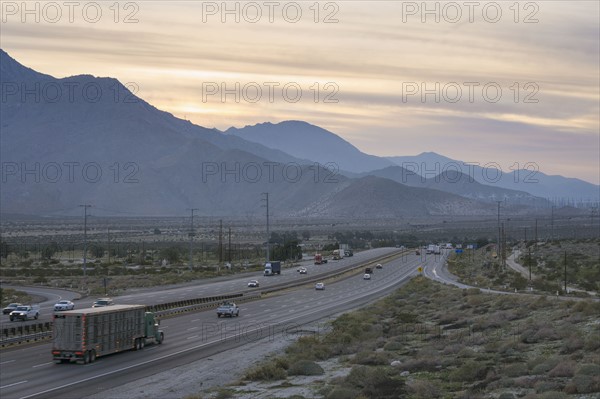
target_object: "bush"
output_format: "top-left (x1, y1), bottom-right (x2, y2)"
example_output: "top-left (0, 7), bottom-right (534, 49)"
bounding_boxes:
top-left (503, 363), bottom-right (528, 377)
top-left (244, 360), bottom-right (287, 381)
top-left (548, 361), bottom-right (576, 377)
top-left (353, 351), bottom-right (390, 366)
top-left (287, 360), bottom-right (324, 376)
top-left (407, 379), bottom-right (441, 398)
top-left (449, 360), bottom-right (488, 383)
top-left (325, 386), bottom-right (361, 399)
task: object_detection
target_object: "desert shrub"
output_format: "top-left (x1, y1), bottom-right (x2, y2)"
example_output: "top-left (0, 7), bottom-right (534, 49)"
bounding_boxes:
top-left (576, 363), bottom-right (600, 376)
top-left (503, 363), bottom-right (528, 377)
top-left (584, 335), bottom-right (600, 351)
top-left (345, 365), bottom-right (405, 398)
top-left (548, 360), bottom-right (576, 377)
top-left (565, 373), bottom-right (600, 394)
top-left (400, 357), bottom-right (440, 372)
top-left (244, 360), bottom-right (287, 381)
top-left (383, 341), bottom-right (404, 351)
top-left (287, 359), bottom-right (324, 376)
top-left (325, 386), bottom-right (361, 399)
top-left (352, 351), bottom-right (390, 366)
top-left (560, 333), bottom-right (584, 353)
top-left (449, 360), bottom-right (488, 383)
top-left (529, 357), bottom-right (561, 374)
top-left (406, 379), bottom-right (441, 398)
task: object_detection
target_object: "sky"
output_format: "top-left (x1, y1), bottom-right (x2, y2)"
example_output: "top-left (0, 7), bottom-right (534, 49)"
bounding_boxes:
top-left (1, 0), bottom-right (599, 184)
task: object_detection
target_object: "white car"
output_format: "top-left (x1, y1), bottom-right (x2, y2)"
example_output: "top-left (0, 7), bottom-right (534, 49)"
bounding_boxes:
top-left (315, 282), bottom-right (325, 290)
top-left (363, 274), bottom-right (371, 280)
top-left (298, 267), bottom-right (307, 274)
top-left (54, 300), bottom-right (75, 311)
top-left (247, 280), bottom-right (260, 287)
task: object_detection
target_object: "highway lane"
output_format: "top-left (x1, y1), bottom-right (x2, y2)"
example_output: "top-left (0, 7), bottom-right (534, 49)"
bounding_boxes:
top-left (0, 287), bottom-right (80, 325)
top-left (1, 248), bottom-right (398, 326)
top-left (0, 248), bottom-right (433, 399)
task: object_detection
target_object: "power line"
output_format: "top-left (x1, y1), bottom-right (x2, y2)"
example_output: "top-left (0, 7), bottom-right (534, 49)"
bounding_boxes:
top-left (187, 208), bottom-right (198, 270)
top-left (79, 204), bottom-right (92, 280)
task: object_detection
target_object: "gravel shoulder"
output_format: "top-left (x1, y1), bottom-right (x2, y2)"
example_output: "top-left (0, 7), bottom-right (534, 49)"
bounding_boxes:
top-left (86, 319), bottom-right (335, 399)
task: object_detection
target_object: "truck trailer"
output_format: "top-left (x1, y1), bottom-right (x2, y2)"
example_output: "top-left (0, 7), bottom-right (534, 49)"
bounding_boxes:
top-left (264, 261), bottom-right (281, 276)
top-left (52, 304), bottom-right (164, 364)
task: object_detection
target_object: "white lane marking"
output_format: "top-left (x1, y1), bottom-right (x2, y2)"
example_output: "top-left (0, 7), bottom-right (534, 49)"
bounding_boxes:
top-left (191, 319), bottom-right (200, 322)
top-left (187, 327), bottom-right (199, 331)
top-left (186, 335), bottom-right (199, 340)
top-left (32, 362), bottom-right (53, 368)
top-left (0, 380), bottom-right (27, 389)
top-left (0, 360), bottom-right (15, 365)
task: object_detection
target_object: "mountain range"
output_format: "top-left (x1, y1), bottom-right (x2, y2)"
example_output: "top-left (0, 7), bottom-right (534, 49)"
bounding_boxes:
top-left (1, 49), bottom-right (597, 218)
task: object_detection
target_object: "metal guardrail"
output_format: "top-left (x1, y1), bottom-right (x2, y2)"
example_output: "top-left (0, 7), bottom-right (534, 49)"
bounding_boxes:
top-left (1, 249), bottom-right (406, 348)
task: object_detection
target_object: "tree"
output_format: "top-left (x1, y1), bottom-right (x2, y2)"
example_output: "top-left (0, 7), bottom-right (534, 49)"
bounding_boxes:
top-left (41, 242), bottom-right (61, 260)
top-left (159, 247), bottom-right (180, 264)
top-left (90, 245), bottom-right (105, 258)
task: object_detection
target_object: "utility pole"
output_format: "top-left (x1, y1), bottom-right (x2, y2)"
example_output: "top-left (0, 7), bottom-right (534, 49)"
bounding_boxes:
top-left (218, 219), bottom-right (223, 265)
top-left (551, 205), bottom-right (555, 241)
top-left (262, 193), bottom-right (270, 263)
top-left (534, 219), bottom-right (538, 242)
top-left (564, 251), bottom-right (567, 293)
top-left (107, 227), bottom-right (111, 264)
top-left (528, 247), bottom-right (532, 282)
top-left (187, 208), bottom-right (198, 270)
top-left (228, 226), bottom-right (232, 263)
top-left (79, 204), bottom-right (92, 281)
top-left (501, 222), bottom-right (506, 268)
top-left (496, 201), bottom-right (502, 259)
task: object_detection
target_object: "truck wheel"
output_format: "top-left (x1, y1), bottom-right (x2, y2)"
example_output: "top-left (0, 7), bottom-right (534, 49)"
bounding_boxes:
top-left (134, 338), bottom-right (140, 350)
top-left (35, 313), bottom-right (39, 320)
top-left (235, 312), bottom-right (239, 317)
top-left (9, 316), bottom-right (13, 322)
top-left (158, 332), bottom-right (164, 344)
top-left (140, 339), bottom-right (145, 349)
top-left (83, 351), bottom-right (90, 364)
top-left (217, 314), bottom-right (221, 318)
top-left (89, 350), bottom-right (96, 363)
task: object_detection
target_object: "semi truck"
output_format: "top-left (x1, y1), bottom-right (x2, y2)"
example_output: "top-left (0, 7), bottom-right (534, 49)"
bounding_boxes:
top-left (51, 304), bottom-right (164, 364)
top-left (332, 249), bottom-right (344, 260)
top-left (264, 261), bottom-right (281, 276)
top-left (314, 253), bottom-right (324, 264)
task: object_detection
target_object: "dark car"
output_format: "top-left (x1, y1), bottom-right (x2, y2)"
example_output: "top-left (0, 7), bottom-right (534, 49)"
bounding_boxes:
top-left (92, 298), bottom-right (114, 307)
top-left (2, 303), bottom-right (21, 315)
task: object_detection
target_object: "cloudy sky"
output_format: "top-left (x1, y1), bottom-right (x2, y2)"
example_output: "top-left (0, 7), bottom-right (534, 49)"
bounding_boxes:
top-left (1, 1), bottom-right (598, 184)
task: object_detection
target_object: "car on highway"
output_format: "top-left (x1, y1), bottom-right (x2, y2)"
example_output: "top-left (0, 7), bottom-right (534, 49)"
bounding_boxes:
top-left (315, 282), bottom-right (325, 290)
top-left (10, 305), bottom-right (40, 321)
top-left (2, 303), bottom-right (21, 314)
top-left (217, 302), bottom-right (240, 317)
top-left (376, 263), bottom-right (383, 269)
top-left (54, 300), bottom-right (75, 311)
top-left (298, 267), bottom-right (307, 274)
top-left (92, 298), bottom-right (114, 307)
top-left (363, 273), bottom-right (371, 280)
top-left (247, 280), bottom-right (260, 287)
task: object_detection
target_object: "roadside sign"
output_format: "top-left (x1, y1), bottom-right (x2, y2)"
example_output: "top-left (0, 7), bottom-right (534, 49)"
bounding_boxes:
top-left (417, 266), bottom-right (422, 273)
top-left (455, 249), bottom-right (463, 254)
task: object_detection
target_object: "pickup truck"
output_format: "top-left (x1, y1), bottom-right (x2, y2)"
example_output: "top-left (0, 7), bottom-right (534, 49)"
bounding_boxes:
top-left (216, 302), bottom-right (239, 318)
top-left (10, 305), bottom-right (40, 321)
